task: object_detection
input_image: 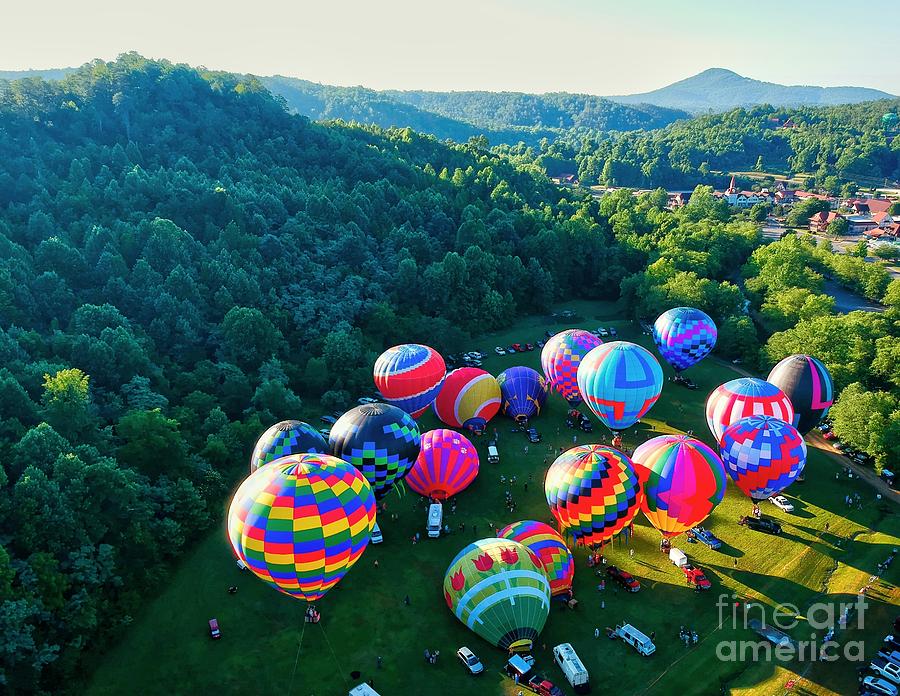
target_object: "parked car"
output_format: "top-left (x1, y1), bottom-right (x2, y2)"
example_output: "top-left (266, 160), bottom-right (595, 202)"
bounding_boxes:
top-left (527, 428), bottom-right (542, 443)
top-left (738, 515), bottom-right (782, 535)
top-left (579, 419), bottom-right (593, 433)
top-left (596, 328), bottom-right (609, 337)
top-left (882, 470), bottom-right (896, 488)
top-left (606, 565), bottom-right (640, 592)
top-left (769, 495), bottom-right (794, 513)
top-left (209, 618), bottom-right (221, 639)
top-left (818, 423), bottom-right (831, 433)
top-left (872, 656), bottom-right (900, 685)
top-left (861, 675), bottom-right (898, 696)
top-left (456, 646), bottom-right (484, 675)
top-left (236, 558), bottom-right (248, 571)
top-left (511, 343), bottom-right (523, 352)
top-left (822, 431), bottom-right (837, 441)
top-left (525, 343), bottom-right (535, 351)
top-left (682, 564), bottom-right (711, 591)
top-left (690, 526), bottom-right (722, 550)
top-left (318, 427), bottom-right (331, 437)
top-left (370, 522), bottom-right (383, 545)
top-left (608, 327), bottom-right (617, 336)
top-left (320, 415), bottom-right (337, 425)
top-left (507, 345), bottom-right (517, 353)
top-left (495, 346), bottom-right (506, 355)
top-left (357, 396), bottom-right (378, 405)
top-left (537, 340), bottom-right (545, 348)
top-left (545, 329), bottom-right (555, 338)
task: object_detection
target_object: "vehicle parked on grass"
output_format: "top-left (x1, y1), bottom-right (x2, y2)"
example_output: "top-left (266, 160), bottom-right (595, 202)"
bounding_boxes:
top-left (488, 445), bottom-right (500, 464)
top-left (209, 618), bottom-right (221, 639)
top-left (595, 327), bottom-right (609, 337)
top-left (611, 623), bottom-right (656, 656)
top-left (527, 427), bottom-right (542, 443)
top-left (427, 503), bottom-right (443, 538)
top-left (690, 526), bottom-right (722, 550)
top-left (883, 470), bottom-right (896, 488)
top-left (495, 346), bottom-right (506, 355)
top-left (871, 656), bottom-right (900, 685)
top-left (236, 558), bottom-right (247, 571)
top-left (862, 675), bottom-right (898, 696)
top-left (682, 564), bottom-right (712, 590)
top-left (607, 565), bottom-right (640, 592)
top-left (504, 655), bottom-right (563, 696)
top-left (525, 343), bottom-right (535, 351)
top-left (823, 431), bottom-right (836, 441)
top-left (739, 515), bottom-right (782, 535)
top-left (769, 495), bottom-right (794, 513)
top-left (370, 522), bottom-right (383, 545)
top-left (318, 427), bottom-right (331, 438)
top-left (349, 684), bottom-right (382, 696)
top-left (545, 330), bottom-right (555, 338)
top-left (512, 343), bottom-right (523, 352)
top-left (552, 643), bottom-right (589, 693)
top-left (507, 345), bottom-right (517, 354)
top-left (456, 646), bottom-right (484, 675)
top-left (877, 649), bottom-right (900, 669)
top-left (609, 327), bottom-right (617, 336)
top-left (669, 548), bottom-right (688, 568)
top-left (357, 396), bottom-right (378, 405)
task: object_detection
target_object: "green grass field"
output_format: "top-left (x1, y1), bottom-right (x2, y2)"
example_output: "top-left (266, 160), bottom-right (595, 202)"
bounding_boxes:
top-left (85, 300), bottom-right (899, 696)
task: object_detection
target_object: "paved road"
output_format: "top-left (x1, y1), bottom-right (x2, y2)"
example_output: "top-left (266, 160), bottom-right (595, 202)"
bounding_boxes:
top-left (806, 431), bottom-right (899, 504)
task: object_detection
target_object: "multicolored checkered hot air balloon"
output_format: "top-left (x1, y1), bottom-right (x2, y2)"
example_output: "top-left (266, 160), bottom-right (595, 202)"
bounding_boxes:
top-left (328, 403), bottom-right (421, 499)
top-left (767, 354), bottom-right (834, 435)
top-left (249, 420), bottom-right (328, 473)
top-left (631, 435), bottom-right (727, 538)
top-left (227, 453), bottom-right (376, 602)
top-left (432, 368), bottom-right (501, 431)
top-left (373, 344), bottom-right (446, 418)
top-left (544, 445), bottom-right (642, 547)
top-left (653, 307), bottom-right (718, 373)
top-left (705, 377), bottom-right (794, 443)
top-left (720, 415), bottom-right (807, 500)
top-left (406, 429), bottom-right (479, 500)
top-left (497, 366), bottom-right (549, 423)
top-left (443, 538), bottom-right (551, 652)
top-left (576, 342), bottom-right (664, 433)
top-left (497, 520), bottom-right (574, 596)
top-left (541, 329), bottom-right (603, 405)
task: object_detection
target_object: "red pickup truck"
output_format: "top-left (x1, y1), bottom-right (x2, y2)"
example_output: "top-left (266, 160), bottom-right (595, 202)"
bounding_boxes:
top-left (682, 564), bottom-right (711, 591)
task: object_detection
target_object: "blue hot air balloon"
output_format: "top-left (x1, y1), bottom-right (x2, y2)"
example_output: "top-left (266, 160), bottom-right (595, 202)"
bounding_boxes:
top-left (652, 307), bottom-right (718, 373)
top-left (497, 366), bottom-right (549, 424)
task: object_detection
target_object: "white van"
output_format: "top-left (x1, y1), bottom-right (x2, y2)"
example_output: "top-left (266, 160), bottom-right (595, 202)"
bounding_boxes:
top-left (614, 623), bottom-right (656, 656)
top-left (669, 547), bottom-right (688, 568)
top-left (553, 643), bottom-right (589, 692)
top-left (349, 684), bottom-right (381, 696)
top-left (427, 503), bottom-right (443, 538)
top-left (488, 445), bottom-right (499, 464)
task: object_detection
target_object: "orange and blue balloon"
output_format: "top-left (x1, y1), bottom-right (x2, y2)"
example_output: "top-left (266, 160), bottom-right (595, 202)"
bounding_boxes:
top-left (720, 415), bottom-right (807, 500)
top-left (497, 520), bottom-right (574, 596)
top-left (767, 354), bottom-right (834, 435)
top-left (653, 307), bottom-right (717, 373)
top-left (373, 344), bottom-right (446, 418)
top-left (497, 366), bottom-right (549, 423)
top-left (541, 329), bottom-right (603, 404)
top-left (705, 377), bottom-right (794, 443)
top-left (406, 429), bottom-right (479, 500)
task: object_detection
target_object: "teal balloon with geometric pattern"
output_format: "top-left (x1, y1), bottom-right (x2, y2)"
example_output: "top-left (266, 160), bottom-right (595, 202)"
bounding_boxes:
top-left (250, 420), bottom-right (328, 472)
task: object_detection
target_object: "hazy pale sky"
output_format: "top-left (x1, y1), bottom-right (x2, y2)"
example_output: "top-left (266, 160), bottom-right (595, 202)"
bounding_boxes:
top-left (4, 0), bottom-right (899, 95)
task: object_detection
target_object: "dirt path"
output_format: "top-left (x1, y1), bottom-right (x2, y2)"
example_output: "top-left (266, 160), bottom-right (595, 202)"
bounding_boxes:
top-left (806, 431), bottom-right (900, 504)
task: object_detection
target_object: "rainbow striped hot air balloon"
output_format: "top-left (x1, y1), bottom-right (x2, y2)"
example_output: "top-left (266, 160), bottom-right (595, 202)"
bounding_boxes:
top-left (443, 538), bottom-right (551, 652)
top-left (227, 454), bottom-right (376, 602)
top-left (250, 420), bottom-right (328, 473)
top-left (631, 435), bottom-right (727, 538)
top-left (705, 377), bottom-right (794, 443)
top-left (544, 445), bottom-right (642, 547)
top-left (652, 307), bottom-right (718, 373)
top-left (497, 366), bottom-right (549, 423)
top-left (720, 415), bottom-right (807, 500)
top-left (767, 354), bottom-right (834, 435)
top-left (497, 520), bottom-right (574, 596)
top-left (373, 344), bottom-right (446, 418)
top-left (432, 368), bottom-right (501, 431)
top-left (576, 342), bottom-right (664, 433)
top-left (406, 429), bottom-right (479, 500)
top-left (541, 329), bottom-right (603, 405)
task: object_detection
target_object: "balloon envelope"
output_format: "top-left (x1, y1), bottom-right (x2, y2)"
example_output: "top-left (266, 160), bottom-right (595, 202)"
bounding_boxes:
top-left (497, 366), bottom-right (549, 422)
top-left (373, 344), bottom-right (446, 418)
top-left (544, 445), bottom-right (642, 546)
top-left (328, 403), bottom-right (421, 499)
top-left (250, 420), bottom-right (328, 472)
top-left (720, 415), bottom-right (807, 500)
top-left (576, 341), bottom-right (664, 432)
top-left (497, 520), bottom-right (574, 596)
top-left (406, 429), bottom-right (479, 500)
top-left (653, 307), bottom-right (718, 373)
top-left (766, 354), bottom-right (834, 435)
top-left (705, 377), bottom-right (794, 443)
top-left (227, 454), bottom-right (376, 602)
top-left (631, 435), bottom-right (727, 538)
top-left (432, 368), bottom-right (501, 430)
top-left (540, 329), bottom-right (603, 404)
top-left (443, 538), bottom-right (551, 651)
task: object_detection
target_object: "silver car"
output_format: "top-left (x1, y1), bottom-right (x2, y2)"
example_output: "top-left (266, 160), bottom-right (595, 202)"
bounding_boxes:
top-left (456, 646), bottom-right (484, 675)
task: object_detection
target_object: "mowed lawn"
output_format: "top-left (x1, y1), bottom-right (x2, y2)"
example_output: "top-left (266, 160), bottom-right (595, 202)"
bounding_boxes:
top-left (85, 301), bottom-right (900, 696)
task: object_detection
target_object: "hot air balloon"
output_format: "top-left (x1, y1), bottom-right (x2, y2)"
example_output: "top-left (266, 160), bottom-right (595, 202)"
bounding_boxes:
top-left (544, 445), bottom-right (642, 547)
top-left (705, 377), bottom-right (794, 443)
top-left (652, 307), bottom-right (718, 373)
top-left (373, 344), bottom-right (446, 418)
top-left (497, 520), bottom-right (574, 596)
top-left (720, 415), bottom-right (807, 500)
top-left (576, 342), bottom-right (664, 433)
top-left (766, 355), bottom-right (834, 435)
top-left (249, 420), bottom-right (328, 473)
top-left (540, 329), bottom-right (603, 405)
top-left (328, 403), bottom-right (421, 499)
top-left (432, 368), bottom-right (501, 431)
top-left (227, 453), bottom-right (376, 602)
top-left (406, 429), bottom-right (479, 500)
top-left (631, 435), bottom-right (727, 538)
top-left (443, 538), bottom-right (551, 652)
top-left (497, 366), bottom-right (549, 423)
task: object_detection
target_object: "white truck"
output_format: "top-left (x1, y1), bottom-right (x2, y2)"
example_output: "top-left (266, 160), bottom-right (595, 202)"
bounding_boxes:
top-left (669, 547), bottom-right (688, 568)
top-left (552, 643), bottom-right (589, 693)
top-left (612, 623), bottom-right (656, 656)
top-left (427, 503), bottom-right (443, 538)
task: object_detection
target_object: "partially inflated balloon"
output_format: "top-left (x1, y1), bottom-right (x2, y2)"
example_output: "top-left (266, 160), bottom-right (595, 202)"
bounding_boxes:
top-left (544, 445), bottom-right (642, 547)
top-left (227, 454), bottom-right (376, 602)
top-left (631, 435), bottom-right (727, 538)
top-left (720, 415), bottom-right (807, 500)
top-left (576, 342), bottom-right (664, 432)
top-left (497, 520), bottom-right (574, 597)
top-left (767, 355), bottom-right (834, 435)
top-left (541, 329), bottom-right (603, 405)
top-left (497, 366), bottom-right (549, 423)
top-left (250, 420), bottom-right (328, 472)
top-left (406, 429), bottom-right (479, 500)
top-left (705, 377), bottom-right (794, 443)
top-left (653, 307), bottom-right (718, 373)
top-left (432, 368), bottom-right (501, 430)
top-left (373, 344), bottom-right (446, 418)
top-left (443, 538), bottom-right (551, 652)
top-left (328, 403), bottom-right (421, 499)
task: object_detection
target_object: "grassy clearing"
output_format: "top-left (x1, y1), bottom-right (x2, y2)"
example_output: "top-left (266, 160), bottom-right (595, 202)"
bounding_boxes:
top-left (85, 300), bottom-right (899, 696)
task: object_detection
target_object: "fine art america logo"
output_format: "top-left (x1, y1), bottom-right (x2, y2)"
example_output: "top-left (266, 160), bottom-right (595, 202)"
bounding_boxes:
top-left (715, 594), bottom-right (868, 663)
